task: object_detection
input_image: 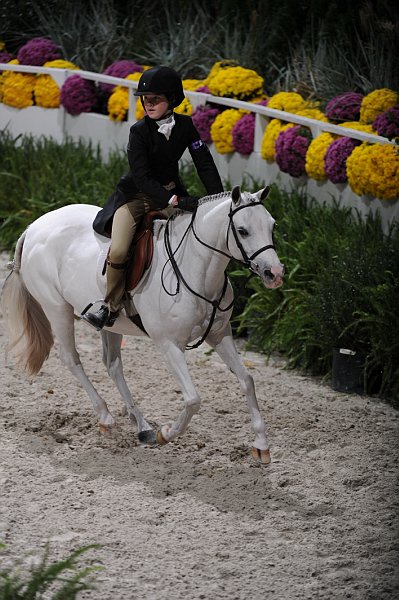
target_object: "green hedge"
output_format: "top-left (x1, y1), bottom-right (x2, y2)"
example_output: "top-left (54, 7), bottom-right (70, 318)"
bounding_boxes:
top-left (0, 132), bottom-right (126, 251)
top-left (232, 186), bottom-right (399, 405)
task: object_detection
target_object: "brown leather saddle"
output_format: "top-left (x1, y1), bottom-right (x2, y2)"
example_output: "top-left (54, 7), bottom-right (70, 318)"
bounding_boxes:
top-left (126, 211), bottom-right (166, 290)
top-left (103, 211), bottom-right (166, 292)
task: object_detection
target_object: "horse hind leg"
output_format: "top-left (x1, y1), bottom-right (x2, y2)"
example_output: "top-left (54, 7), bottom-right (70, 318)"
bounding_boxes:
top-left (100, 330), bottom-right (156, 443)
top-left (46, 303), bottom-right (115, 432)
top-left (207, 326), bottom-right (271, 465)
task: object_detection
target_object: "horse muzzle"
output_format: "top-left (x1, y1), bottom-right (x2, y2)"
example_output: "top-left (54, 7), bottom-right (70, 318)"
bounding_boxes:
top-left (256, 263), bottom-right (285, 289)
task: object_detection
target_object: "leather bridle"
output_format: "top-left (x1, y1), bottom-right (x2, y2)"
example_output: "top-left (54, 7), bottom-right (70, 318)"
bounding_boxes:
top-left (162, 200), bottom-right (276, 349)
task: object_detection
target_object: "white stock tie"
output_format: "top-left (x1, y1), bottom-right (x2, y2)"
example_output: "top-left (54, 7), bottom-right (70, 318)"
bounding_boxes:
top-left (156, 114), bottom-right (175, 141)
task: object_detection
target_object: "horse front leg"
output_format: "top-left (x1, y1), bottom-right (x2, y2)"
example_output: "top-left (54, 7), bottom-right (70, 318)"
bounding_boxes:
top-left (100, 330), bottom-right (156, 444)
top-left (156, 341), bottom-right (201, 445)
top-left (207, 325), bottom-right (271, 465)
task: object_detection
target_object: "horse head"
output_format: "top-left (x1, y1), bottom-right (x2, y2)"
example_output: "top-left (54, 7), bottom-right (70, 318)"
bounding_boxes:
top-left (228, 186), bottom-right (284, 289)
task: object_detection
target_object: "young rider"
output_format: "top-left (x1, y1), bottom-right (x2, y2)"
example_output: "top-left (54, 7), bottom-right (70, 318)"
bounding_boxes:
top-left (82, 65), bottom-right (224, 331)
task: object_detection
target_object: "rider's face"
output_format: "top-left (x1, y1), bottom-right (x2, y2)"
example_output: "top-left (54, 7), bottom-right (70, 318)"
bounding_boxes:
top-left (142, 94), bottom-right (169, 119)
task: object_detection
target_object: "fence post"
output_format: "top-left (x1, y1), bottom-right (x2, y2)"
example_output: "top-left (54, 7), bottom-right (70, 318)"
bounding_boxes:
top-left (254, 113), bottom-right (268, 154)
top-left (127, 87), bottom-right (136, 123)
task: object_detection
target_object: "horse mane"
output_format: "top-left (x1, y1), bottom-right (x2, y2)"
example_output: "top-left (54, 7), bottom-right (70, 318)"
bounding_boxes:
top-left (198, 191), bottom-right (232, 206)
top-left (169, 191), bottom-right (232, 220)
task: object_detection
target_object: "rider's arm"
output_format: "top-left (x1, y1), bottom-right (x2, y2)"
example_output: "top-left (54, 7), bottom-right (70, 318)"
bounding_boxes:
top-left (187, 122), bottom-right (224, 195)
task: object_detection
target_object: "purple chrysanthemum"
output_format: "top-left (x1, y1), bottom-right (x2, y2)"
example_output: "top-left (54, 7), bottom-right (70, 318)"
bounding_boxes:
top-left (0, 51), bottom-right (14, 64)
top-left (325, 92), bottom-right (364, 122)
top-left (100, 60), bottom-right (143, 94)
top-left (372, 106), bottom-right (399, 139)
top-left (275, 125), bottom-right (312, 177)
top-left (324, 137), bottom-right (361, 184)
top-left (232, 113), bottom-right (255, 154)
top-left (61, 74), bottom-right (97, 116)
top-left (192, 105), bottom-right (221, 144)
top-left (195, 85), bottom-right (211, 93)
top-left (17, 37), bottom-right (60, 66)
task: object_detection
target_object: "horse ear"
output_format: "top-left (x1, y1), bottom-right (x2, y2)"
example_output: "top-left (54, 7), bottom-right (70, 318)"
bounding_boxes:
top-left (258, 186), bottom-right (270, 202)
top-left (232, 186), bottom-right (241, 204)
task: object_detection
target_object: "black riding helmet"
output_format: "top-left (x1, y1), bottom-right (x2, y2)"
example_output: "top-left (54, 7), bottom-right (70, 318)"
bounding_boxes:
top-left (134, 65), bottom-right (185, 109)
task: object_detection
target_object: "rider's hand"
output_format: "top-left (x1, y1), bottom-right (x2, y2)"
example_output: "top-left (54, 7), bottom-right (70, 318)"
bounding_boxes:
top-left (178, 196), bottom-right (200, 212)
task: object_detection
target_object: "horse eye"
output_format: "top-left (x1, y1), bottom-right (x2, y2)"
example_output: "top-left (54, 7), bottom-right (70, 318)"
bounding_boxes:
top-left (237, 227), bottom-right (249, 237)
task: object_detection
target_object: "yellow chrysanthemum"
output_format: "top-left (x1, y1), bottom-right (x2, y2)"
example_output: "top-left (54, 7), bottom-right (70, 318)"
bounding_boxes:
top-left (268, 92), bottom-right (308, 113)
top-left (346, 144), bottom-right (370, 195)
top-left (210, 108), bottom-right (248, 153)
top-left (108, 73), bottom-right (142, 121)
top-left (34, 60), bottom-right (80, 109)
top-left (347, 143), bottom-right (399, 200)
top-left (339, 121), bottom-right (375, 134)
top-left (174, 96), bottom-right (192, 116)
top-left (34, 75), bottom-right (60, 107)
top-left (360, 88), bottom-right (399, 124)
top-left (0, 41), bottom-right (5, 51)
top-left (108, 87), bottom-right (129, 121)
top-left (207, 66), bottom-right (264, 101)
top-left (44, 59), bottom-right (79, 70)
top-left (249, 94), bottom-right (269, 104)
top-left (182, 79), bottom-right (205, 91)
top-left (126, 72), bottom-right (142, 82)
top-left (0, 59), bottom-right (17, 101)
top-left (204, 60), bottom-right (239, 86)
top-left (0, 70), bottom-right (36, 108)
top-left (261, 118), bottom-right (295, 161)
top-left (296, 108), bottom-right (329, 122)
top-left (305, 132), bottom-right (336, 180)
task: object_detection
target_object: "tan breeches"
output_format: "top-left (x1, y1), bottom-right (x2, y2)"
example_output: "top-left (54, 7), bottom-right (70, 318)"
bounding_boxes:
top-left (104, 198), bottom-right (175, 312)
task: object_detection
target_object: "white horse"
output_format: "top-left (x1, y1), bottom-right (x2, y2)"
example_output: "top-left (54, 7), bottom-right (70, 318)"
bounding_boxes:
top-left (1, 186), bottom-right (284, 464)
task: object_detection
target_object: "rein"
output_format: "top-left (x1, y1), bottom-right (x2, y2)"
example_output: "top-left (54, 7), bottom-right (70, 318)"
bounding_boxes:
top-left (162, 199), bottom-right (275, 349)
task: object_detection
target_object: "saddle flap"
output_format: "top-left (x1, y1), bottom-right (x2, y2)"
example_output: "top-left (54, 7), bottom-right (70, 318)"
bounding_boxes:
top-left (126, 210), bottom-right (165, 291)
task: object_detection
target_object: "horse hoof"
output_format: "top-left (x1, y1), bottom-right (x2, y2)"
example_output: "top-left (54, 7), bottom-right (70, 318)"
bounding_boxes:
top-left (138, 430), bottom-right (157, 445)
top-left (156, 429), bottom-right (169, 445)
top-left (99, 423), bottom-right (112, 435)
top-left (251, 447), bottom-right (271, 465)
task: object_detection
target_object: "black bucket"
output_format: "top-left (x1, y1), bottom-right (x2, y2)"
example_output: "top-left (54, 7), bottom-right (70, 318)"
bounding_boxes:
top-left (332, 348), bottom-right (365, 395)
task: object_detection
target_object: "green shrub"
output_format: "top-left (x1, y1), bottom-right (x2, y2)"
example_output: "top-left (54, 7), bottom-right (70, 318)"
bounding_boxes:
top-left (0, 132), bottom-right (126, 251)
top-left (235, 186), bottom-right (399, 404)
top-left (0, 541), bottom-right (101, 599)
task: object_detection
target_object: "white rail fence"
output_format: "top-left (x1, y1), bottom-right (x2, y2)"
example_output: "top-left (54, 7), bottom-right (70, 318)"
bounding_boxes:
top-left (1, 63), bottom-right (398, 231)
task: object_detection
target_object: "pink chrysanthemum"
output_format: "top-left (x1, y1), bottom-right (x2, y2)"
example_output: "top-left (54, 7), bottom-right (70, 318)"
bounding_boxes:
top-left (275, 125), bottom-right (312, 177)
top-left (0, 51), bottom-right (14, 64)
top-left (61, 74), bottom-right (97, 116)
top-left (192, 105), bottom-right (221, 144)
top-left (17, 37), bottom-right (60, 66)
top-left (100, 60), bottom-right (143, 94)
top-left (325, 92), bottom-right (364, 122)
top-left (232, 112), bottom-right (255, 155)
top-left (324, 137), bottom-right (361, 184)
top-left (195, 85), bottom-right (211, 93)
top-left (372, 106), bottom-right (399, 139)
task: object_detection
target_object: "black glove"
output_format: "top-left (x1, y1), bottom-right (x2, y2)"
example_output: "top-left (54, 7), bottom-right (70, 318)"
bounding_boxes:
top-left (178, 195), bottom-right (200, 212)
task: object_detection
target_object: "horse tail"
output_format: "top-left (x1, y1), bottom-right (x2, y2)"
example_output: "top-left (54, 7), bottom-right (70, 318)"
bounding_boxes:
top-left (1, 231), bottom-right (54, 375)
